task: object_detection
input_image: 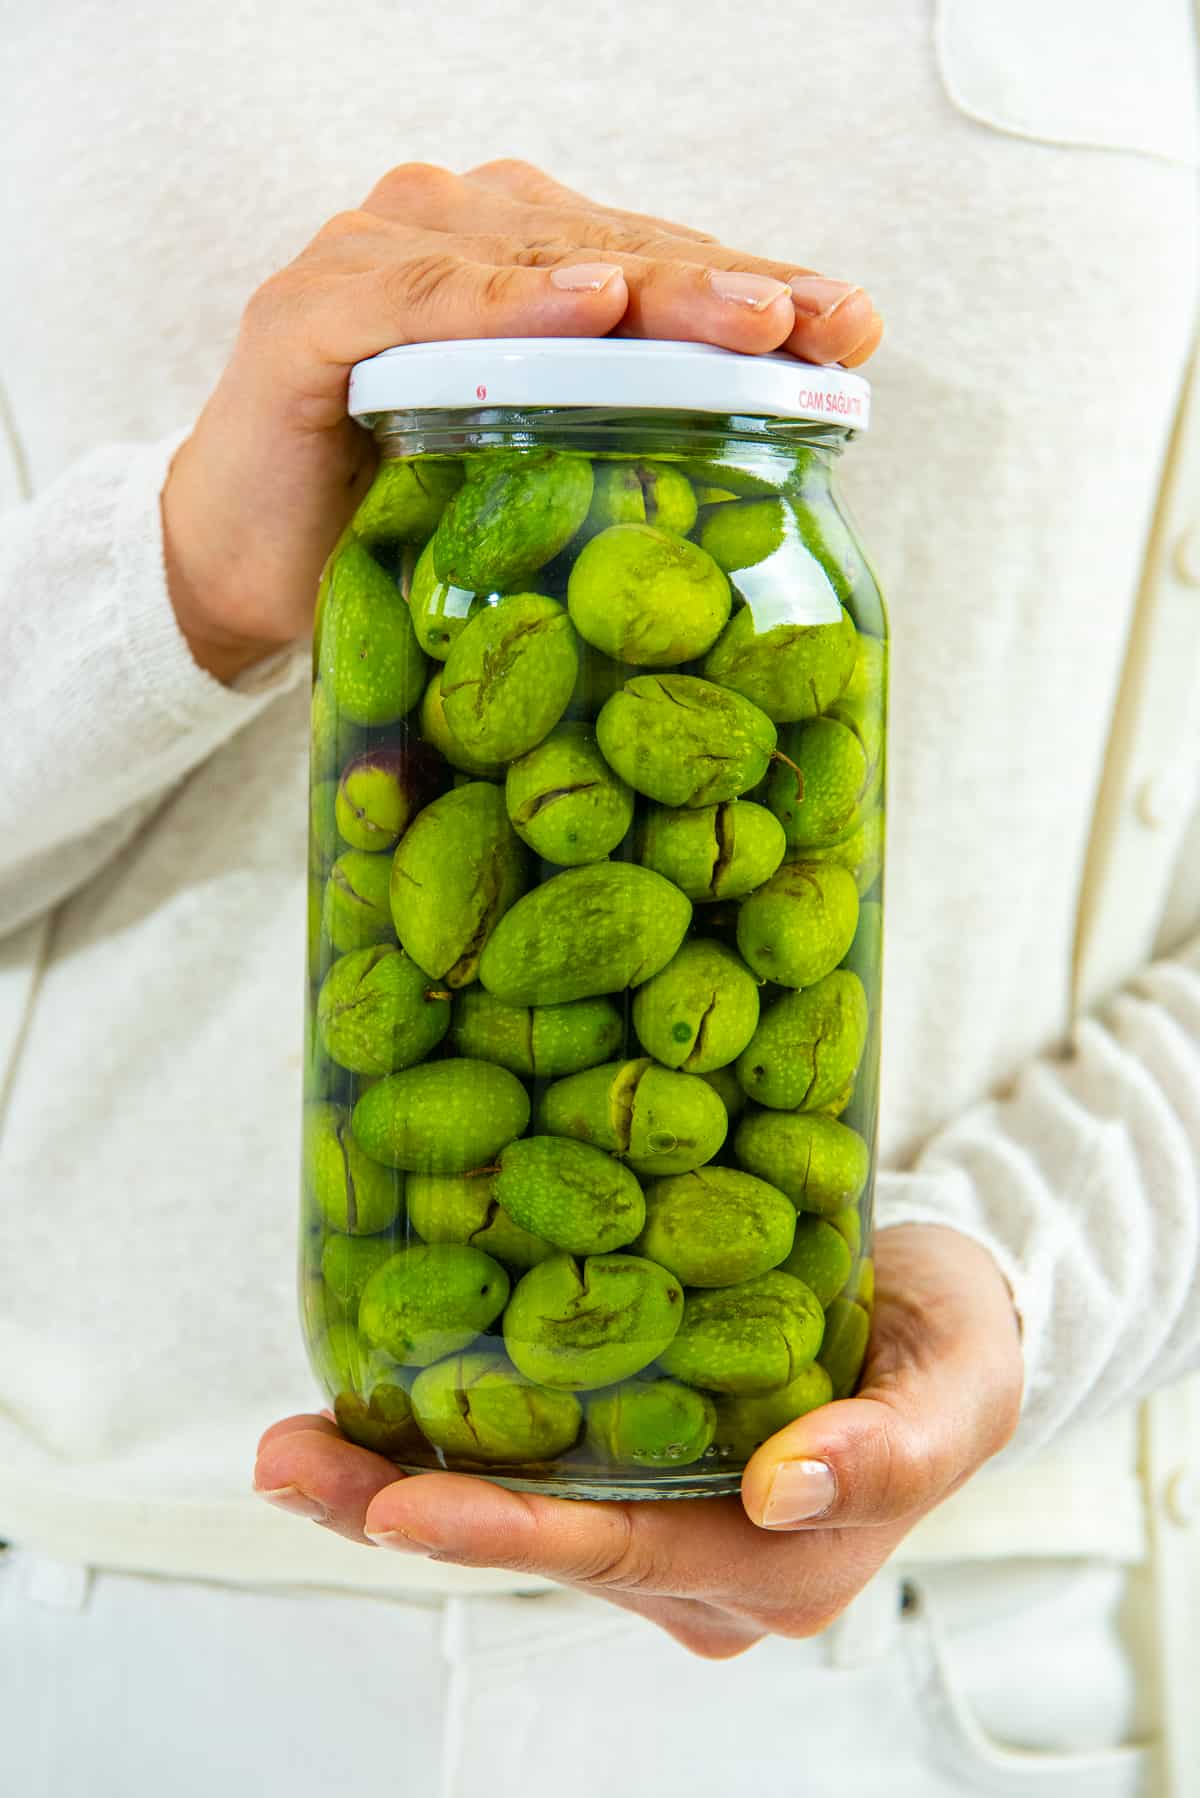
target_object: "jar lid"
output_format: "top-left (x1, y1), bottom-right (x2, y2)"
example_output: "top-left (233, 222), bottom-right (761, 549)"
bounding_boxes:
top-left (347, 338), bottom-right (870, 431)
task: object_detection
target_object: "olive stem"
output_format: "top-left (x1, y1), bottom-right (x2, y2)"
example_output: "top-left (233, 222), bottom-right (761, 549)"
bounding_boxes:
top-left (425, 989), bottom-right (454, 1002)
top-left (770, 749), bottom-right (805, 799)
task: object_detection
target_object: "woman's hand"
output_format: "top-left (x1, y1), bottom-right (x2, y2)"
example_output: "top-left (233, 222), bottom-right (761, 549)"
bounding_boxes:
top-left (162, 159), bottom-right (882, 683)
top-left (254, 1225), bottom-right (1021, 1659)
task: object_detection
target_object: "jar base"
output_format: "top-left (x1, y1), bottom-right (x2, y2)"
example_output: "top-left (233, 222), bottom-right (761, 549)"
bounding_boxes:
top-left (396, 1464), bottom-right (744, 1502)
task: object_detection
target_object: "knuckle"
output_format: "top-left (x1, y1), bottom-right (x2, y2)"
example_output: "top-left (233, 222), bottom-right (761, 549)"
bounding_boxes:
top-left (241, 268), bottom-right (298, 334)
top-left (474, 156), bottom-right (549, 187)
top-left (387, 252), bottom-right (463, 312)
top-left (511, 236), bottom-right (576, 269)
top-left (606, 227), bottom-right (662, 258)
top-left (317, 207), bottom-right (377, 245)
top-left (478, 264), bottom-right (525, 308)
top-left (575, 1512), bottom-right (652, 1592)
top-left (378, 160), bottom-right (460, 212)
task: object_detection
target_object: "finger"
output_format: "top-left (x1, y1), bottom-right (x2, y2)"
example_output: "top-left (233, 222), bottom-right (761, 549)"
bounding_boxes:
top-left (781, 289), bottom-right (881, 368)
top-left (461, 156), bottom-right (720, 244)
top-left (363, 1468), bottom-right (901, 1637)
top-left (433, 237), bottom-right (798, 354)
top-left (357, 167), bottom-right (870, 364)
top-left (839, 311), bottom-right (885, 369)
top-left (244, 250), bottom-right (629, 424)
top-left (255, 1411), bottom-right (342, 1454)
top-left (254, 1421), bottom-right (406, 1543)
top-left (741, 1225), bottom-right (1024, 1532)
top-left (363, 1474), bottom-right (807, 1605)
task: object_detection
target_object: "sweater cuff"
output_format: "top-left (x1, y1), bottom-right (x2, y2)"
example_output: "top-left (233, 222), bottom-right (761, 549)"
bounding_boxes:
top-left (113, 431), bottom-right (308, 732)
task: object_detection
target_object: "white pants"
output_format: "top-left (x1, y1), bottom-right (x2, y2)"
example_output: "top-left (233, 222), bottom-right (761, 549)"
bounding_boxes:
top-left (0, 1547), bottom-right (1158, 1798)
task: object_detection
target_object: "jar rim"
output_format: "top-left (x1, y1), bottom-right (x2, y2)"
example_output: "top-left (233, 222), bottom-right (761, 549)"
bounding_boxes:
top-left (348, 338), bottom-right (871, 433)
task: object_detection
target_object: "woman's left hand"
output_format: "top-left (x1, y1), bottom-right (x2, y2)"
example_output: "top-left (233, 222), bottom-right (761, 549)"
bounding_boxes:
top-left (254, 1224), bottom-right (1021, 1658)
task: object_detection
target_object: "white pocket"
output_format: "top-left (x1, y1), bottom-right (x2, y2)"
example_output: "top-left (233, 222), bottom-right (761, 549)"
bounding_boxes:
top-left (936, 0), bottom-right (1199, 166)
top-left (900, 1572), bottom-right (1153, 1798)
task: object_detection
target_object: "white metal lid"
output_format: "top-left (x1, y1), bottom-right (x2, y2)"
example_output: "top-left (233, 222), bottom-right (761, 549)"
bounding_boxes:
top-left (348, 338), bottom-right (870, 431)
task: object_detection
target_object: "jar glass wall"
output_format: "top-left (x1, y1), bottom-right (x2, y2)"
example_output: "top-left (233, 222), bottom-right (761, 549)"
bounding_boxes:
top-left (302, 366), bottom-right (885, 1500)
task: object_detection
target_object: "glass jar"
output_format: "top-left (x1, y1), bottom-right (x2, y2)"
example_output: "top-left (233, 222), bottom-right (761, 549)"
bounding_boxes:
top-left (301, 340), bottom-right (885, 1499)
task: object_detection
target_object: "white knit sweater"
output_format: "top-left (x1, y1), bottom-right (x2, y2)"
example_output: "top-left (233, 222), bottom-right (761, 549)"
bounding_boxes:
top-left (0, 0), bottom-right (1197, 1592)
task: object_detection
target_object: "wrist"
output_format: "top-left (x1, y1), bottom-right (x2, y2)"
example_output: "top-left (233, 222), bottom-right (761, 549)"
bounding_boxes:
top-left (160, 439), bottom-right (299, 687)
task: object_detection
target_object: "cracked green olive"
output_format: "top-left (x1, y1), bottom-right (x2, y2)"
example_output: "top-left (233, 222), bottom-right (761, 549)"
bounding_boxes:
top-left (736, 1110), bottom-right (869, 1217)
top-left (585, 1377), bottom-right (716, 1468)
top-left (334, 745), bottom-right (439, 854)
top-left (736, 861), bottom-right (859, 988)
top-left (711, 1364), bottom-right (833, 1460)
top-left (808, 808), bottom-right (884, 897)
top-left (418, 669), bottom-right (506, 779)
top-left (320, 1233), bottom-right (399, 1320)
top-left (304, 1103), bottom-right (403, 1235)
top-left (322, 850), bottom-right (395, 955)
top-left (390, 783), bottom-right (527, 987)
top-left (537, 1057), bottom-right (728, 1179)
top-left (317, 540), bottom-right (428, 726)
top-left (631, 939), bottom-right (760, 1074)
top-left (597, 674), bottom-right (776, 808)
top-left (335, 1379), bottom-right (422, 1457)
top-left (658, 1269), bottom-right (825, 1396)
top-left (411, 1352), bottom-right (582, 1462)
top-left (568, 523), bottom-right (730, 666)
top-left (494, 1136), bottom-right (645, 1256)
top-left (405, 1171), bottom-right (555, 1270)
top-left (433, 449), bottom-right (594, 591)
top-left (479, 862), bottom-right (691, 1006)
top-left (778, 1216), bottom-right (854, 1305)
top-left (317, 944), bottom-right (451, 1076)
top-left (312, 1318), bottom-right (398, 1394)
top-left (817, 1295), bottom-right (871, 1398)
top-left (634, 799), bottom-right (785, 902)
top-left (504, 1253), bottom-right (685, 1390)
top-left (352, 1058), bottom-right (530, 1173)
top-left (358, 1244), bottom-right (510, 1366)
top-left (579, 461), bottom-right (698, 540)
top-left (634, 1166), bottom-right (796, 1287)
top-left (702, 603), bottom-right (859, 727)
top-left (505, 722), bottom-right (634, 865)
top-left (736, 974), bottom-right (869, 1114)
top-left (767, 717), bottom-right (873, 851)
top-left (442, 592), bottom-right (580, 762)
top-left (449, 990), bottom-right (623, 1080)
top-left (352, 456), bottom-right (463, 549)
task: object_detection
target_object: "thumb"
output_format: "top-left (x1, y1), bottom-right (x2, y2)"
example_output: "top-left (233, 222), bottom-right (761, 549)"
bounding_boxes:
top-left (740, 1224), bottom-right (1023, 1532)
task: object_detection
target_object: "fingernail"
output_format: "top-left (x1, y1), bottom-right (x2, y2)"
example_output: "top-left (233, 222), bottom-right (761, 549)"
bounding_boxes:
top-left (551, 262), bottom-right (623, 293)
top-left (709, 269), bottom-right (792, 311)
top-left (788, 276), bottom-right (862, 320)
top-left (365, 1528), bottom-right (435, 1554)
top-left (760, 1460), bottom-right (838, 1528)
top-left (256, 1484), bottom-right (330, 1524)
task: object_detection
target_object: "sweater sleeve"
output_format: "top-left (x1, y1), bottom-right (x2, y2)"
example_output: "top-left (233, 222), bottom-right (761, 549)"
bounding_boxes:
top-left (0, 433), bottom-right (308, 934)
top-left (876, 932), bottom-right (1200, 1462)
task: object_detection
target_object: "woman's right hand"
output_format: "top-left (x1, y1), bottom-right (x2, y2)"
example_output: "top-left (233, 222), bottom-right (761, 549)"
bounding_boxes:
top-left (161, 159), bottom-right (882, 684)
